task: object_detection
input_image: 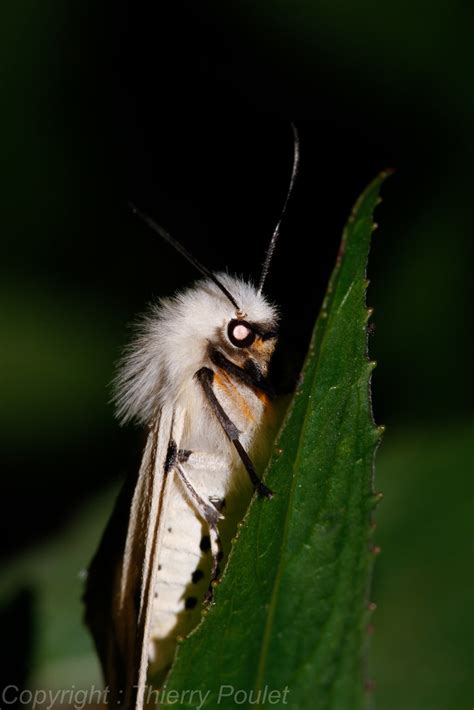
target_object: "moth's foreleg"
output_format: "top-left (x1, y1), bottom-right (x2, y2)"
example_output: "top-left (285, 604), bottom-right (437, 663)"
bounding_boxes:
top-left (233, 439), bottom-right (273, 499)
top-left (195, 367), bottom-right (273, 498)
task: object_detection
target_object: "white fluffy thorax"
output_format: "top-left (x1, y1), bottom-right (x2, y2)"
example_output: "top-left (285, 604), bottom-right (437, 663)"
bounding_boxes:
top-left (114, 273), bottom-right (278, 426)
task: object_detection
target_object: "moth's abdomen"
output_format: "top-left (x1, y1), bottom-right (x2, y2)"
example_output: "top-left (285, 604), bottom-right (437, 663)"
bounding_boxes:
top-left (149, 485), bottom-right (210, 676)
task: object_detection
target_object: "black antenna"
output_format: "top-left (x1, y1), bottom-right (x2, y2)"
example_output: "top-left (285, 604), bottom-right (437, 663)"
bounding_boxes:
top-left (258, 123), bottom-right (300, 294)
top-left (128, 202), bottom-right (241, 311)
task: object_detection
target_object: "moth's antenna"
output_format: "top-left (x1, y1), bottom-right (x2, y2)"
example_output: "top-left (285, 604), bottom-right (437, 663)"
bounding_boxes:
top-left (128, 202), bottom-right (241, 311)
top-left (258, 123), bottom-right (300, 294)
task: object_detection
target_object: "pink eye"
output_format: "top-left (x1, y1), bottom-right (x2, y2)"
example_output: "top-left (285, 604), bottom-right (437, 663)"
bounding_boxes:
top-left (233, 324), bottom-right (250, 341)
top-left (227, 319), bottom-right (256, 348)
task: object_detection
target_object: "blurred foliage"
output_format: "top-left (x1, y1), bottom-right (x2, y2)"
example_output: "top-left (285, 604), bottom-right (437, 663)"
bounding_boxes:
top-left (373, 423), bottom-right (474, 709)
top-left (1, 0), bottom-right (473, 707)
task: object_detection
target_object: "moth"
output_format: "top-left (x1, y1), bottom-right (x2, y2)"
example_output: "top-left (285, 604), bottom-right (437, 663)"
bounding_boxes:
top-left (84, 128), bottom-right (299, 710)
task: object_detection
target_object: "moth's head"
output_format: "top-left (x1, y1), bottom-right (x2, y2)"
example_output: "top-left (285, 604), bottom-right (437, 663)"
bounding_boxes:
top-left (113, 272), bottom-right (278, 425)
top-left (207, 272), bottom-right (279, 370)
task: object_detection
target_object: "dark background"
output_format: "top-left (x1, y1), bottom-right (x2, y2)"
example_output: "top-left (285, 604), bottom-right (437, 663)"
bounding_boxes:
top-left (1, 2), bottom-right (472, 709)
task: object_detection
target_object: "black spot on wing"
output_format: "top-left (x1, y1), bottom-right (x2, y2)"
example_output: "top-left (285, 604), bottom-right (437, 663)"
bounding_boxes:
top-left (192, 568), bottom-right (204, 584)
top-left (200, 535), bottom-right (211, 552)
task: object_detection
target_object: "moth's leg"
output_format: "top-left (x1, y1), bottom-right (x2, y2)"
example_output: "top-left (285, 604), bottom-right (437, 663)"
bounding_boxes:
top-left (195, 367), bottom-right (273, 498)
top-left (174, 462), bottom-right (223, 527)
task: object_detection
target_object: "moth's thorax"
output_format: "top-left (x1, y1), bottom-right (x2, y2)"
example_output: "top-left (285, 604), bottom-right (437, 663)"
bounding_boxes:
top-left (177, 369), bottom-right (268, 466)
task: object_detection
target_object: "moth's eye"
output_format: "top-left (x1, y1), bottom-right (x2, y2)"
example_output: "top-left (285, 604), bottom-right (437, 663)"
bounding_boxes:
top-left (227, 319), bottom-right (256, 348)
top-left (233, 324), bottom-right (250, 340)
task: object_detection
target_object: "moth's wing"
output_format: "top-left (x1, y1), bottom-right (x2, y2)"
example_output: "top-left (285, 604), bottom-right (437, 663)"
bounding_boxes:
top-left (84, 402), bottom-right (178, 709)
top-left (124, 403), bottom-right (182, 710)
top-left (83, 461), bottom-right (140, 697)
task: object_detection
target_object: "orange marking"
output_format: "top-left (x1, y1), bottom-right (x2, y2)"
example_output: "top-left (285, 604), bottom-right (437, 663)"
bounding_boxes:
top-left (252, 337), bottom-right (275, 356)
top-left (214, 369), bottom-right (257, 423)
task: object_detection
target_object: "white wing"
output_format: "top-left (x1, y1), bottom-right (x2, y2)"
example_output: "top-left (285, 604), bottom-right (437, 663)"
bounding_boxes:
top-left (84, 401), bottom-right (183, 709)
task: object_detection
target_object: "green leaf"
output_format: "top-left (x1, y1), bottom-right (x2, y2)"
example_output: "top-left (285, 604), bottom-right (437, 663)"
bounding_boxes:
top-left (163, 173), bottom-right (389, 709)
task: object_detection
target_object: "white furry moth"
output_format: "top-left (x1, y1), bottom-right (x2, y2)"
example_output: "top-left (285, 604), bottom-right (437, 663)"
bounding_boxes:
top-left (84, 128), bottom-right (299, 710)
